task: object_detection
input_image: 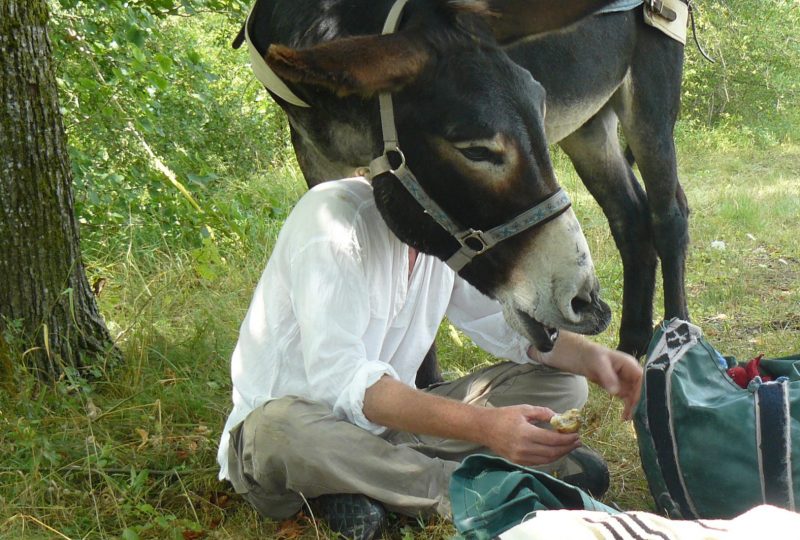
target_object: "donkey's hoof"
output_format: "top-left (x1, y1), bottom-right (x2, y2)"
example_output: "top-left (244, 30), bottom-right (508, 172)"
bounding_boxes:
top-left (617, 327), bottom-right (653, 359)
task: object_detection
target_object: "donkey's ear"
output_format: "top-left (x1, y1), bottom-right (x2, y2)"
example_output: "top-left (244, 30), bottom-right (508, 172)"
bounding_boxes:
top-left (482, 0), bottom-right (618, 44)
top-left (266, 33), bottom-right (430, 98)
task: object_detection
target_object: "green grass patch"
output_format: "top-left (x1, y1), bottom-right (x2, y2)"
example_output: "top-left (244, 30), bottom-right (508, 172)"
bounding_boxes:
top-left (4, 2), bottom-right (800, 536)
top-left (3, 141), bottom-right (798, 539)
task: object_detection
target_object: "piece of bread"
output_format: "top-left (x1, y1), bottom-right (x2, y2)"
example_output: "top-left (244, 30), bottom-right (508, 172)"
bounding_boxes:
top-left (550, 408), bottom-right (582, 433)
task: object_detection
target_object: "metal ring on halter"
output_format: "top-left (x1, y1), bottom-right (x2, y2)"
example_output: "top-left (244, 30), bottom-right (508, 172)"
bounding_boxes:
top-left (456, 229), bottom-right (491, 254)
top-left (385, 147), bottom-right (406, 174)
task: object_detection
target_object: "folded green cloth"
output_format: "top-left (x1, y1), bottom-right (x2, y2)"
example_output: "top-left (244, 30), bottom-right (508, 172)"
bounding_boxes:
top-left (450, 454), bottom-right (618, 540)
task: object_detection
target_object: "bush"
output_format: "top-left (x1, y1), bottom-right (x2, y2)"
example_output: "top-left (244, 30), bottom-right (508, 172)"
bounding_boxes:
top-left (680, 0), bottom-right (800, 144)
top-left (51, 0), bottom-right (295, 263)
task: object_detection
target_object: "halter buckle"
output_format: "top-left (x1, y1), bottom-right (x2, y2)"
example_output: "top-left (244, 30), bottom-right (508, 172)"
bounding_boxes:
top-left (456, 229), bottom-right (490, 254)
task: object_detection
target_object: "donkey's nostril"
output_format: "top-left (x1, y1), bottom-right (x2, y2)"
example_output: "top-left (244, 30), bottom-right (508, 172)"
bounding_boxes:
top-left (571, 295), bottom-right (592, 315)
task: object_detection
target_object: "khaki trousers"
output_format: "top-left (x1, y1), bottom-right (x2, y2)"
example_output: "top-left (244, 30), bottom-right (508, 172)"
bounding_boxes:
top-left (226, 361), bottom-right (588, 520)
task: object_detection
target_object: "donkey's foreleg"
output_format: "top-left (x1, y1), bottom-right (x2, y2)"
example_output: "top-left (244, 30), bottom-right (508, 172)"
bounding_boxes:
top-left (560, 106), bottom-right (657, 357)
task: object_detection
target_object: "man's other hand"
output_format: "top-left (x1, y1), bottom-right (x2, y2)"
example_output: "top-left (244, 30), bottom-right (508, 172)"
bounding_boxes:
top-left (533, 332), bottom-right (643, 420)
top-left (582, 347), bottom-right (642, 420)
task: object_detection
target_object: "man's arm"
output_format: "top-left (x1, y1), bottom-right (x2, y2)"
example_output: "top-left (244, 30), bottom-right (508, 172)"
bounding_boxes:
top-left (363, 330), bottom-right (641, 466)
top-left (362, 376), bottom-right (581, 466)
top-left (532, 331), bottom-right (642, 419)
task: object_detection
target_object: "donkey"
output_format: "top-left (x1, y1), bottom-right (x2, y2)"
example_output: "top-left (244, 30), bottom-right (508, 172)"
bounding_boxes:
top-left (505, 4), bottom-right (690, 359)
top-left (236, 1), bottom-right (691, 379)
top-left (234, 0), bottom-right (619, 359)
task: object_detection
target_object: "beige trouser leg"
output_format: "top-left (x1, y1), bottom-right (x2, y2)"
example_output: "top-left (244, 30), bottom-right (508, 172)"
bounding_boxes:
top-left (226, 361), bottom-right (587, 520)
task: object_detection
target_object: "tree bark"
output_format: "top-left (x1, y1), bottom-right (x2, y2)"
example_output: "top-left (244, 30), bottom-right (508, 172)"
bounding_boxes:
top-left (0, 0), bottom-right (118, 379)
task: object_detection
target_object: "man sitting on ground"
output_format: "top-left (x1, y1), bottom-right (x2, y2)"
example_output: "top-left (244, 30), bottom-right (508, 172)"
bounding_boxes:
top-left (217, 176), bottom-right (642, 539)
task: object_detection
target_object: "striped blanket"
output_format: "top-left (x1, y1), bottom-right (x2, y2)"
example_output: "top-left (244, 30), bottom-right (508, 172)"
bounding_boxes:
top-left (499, 505), bottom-right (800, 540)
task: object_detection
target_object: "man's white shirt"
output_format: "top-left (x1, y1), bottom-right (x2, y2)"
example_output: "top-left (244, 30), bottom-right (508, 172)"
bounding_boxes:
top-left (217, 177), bottom-right (534, 480)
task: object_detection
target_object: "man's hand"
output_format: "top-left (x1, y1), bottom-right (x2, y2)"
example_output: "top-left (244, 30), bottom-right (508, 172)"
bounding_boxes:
top-left (481, 405), bottom-right (581, 466)
top-left (534, 332), bottom-right (643, 420)
top-left (582, 347), bottom-right (642, 420)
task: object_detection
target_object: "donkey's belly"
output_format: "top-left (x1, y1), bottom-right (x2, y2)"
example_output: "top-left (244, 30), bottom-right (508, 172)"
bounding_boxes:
top-left (506, 11), bottom-right (638, 144)
top-left (543, 90), bottom-right (620, 144)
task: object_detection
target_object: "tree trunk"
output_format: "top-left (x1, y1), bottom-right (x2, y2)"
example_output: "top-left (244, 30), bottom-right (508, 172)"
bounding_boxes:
top-left (0, 0), bottom-right (118, 379)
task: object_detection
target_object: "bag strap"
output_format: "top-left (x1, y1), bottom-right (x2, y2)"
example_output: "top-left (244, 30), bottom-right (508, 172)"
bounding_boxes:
top-left (755, 380), bottom-right (796, 510)
top-left (643, 319), bottom-right (703, 518)
top-left (645, 352), bottom-right (697, 518)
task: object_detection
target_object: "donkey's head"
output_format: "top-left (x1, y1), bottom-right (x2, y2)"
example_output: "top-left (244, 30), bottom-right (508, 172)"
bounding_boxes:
top-left (264, 0), bottom-right (614, 350)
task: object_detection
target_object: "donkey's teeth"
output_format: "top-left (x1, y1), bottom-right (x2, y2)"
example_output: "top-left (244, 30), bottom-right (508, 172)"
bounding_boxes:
top-left (516, 308), bottom-right (559, 352)
top-left (546, 326), bottom-right (560, 344)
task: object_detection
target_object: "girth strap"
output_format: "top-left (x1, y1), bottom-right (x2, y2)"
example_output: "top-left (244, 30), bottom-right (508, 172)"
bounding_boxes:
top-left (244, 3), bottom-right (311, 108)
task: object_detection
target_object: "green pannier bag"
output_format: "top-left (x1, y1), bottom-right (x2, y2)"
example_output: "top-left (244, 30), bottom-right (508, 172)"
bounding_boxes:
top-left (450, 454), bottom-right (618, 539)
top-left (634, 318), bottom-right (800, 519)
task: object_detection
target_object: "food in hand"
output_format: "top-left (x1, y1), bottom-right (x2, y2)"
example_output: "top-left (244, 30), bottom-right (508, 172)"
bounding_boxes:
top-left (550, 408), bottom-right (582, 433)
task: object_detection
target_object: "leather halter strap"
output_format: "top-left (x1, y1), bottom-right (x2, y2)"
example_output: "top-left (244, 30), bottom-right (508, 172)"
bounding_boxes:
top-left (368, 0), bottom-right (572, 271)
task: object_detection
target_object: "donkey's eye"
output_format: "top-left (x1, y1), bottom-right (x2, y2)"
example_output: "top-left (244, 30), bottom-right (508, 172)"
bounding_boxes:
top-left (447, 135), bottom-right (508, 168)
top-left (456, 145), bottom-right (504, 165)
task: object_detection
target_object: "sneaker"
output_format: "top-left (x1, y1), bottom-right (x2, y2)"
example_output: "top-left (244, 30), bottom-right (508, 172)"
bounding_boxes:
top-left (557, 446), bottom-right (610, 498)
top-left (306, 493), bottom-right (387, 540)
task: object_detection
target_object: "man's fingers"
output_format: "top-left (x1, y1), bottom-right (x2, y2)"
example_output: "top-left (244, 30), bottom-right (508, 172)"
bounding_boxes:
top-left (596, 353), bottom-right (643, 399)
top-left (589, 354), bottom-right (628, 395)
top-left (621, 387), bottom-right (641, 420)
top-left (514, 438), bottom-right (581, 466)
top-left (519, 405), bottom-right (556, 423)
top-left (621, 397), bottom-right (635, 421)
top-left (618, 361), bottom-right (643, 420)
top-left (492, 407), bottom-right (583, 466)
top-left (528, 425), bottom-right (580, 446)
top-left (594, 362), bottom-right (621, 395)
top-left (518, 422), bottom-right (580, 453)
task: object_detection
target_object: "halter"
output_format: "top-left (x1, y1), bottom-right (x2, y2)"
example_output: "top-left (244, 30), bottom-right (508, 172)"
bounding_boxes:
top-left (368, 0), bottom-right (572, 271)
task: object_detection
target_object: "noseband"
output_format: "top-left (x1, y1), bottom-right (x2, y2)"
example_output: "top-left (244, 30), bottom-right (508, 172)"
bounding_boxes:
top-left (368, 0), bottom-right (572, 272)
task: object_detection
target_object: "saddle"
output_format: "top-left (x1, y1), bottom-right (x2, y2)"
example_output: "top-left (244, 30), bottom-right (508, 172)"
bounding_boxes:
top-left (599, 0), bottom-right (689, 45)
top-left (643, 0), bottom-right (689, 44)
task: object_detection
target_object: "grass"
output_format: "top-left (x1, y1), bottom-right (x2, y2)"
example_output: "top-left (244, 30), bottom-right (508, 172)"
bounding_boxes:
top-left (1, 138), bottom-right (799, 539)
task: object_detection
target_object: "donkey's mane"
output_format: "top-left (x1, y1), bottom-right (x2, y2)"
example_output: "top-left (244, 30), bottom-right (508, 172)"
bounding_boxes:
top-left (419, 0), bottom-right (497, 53)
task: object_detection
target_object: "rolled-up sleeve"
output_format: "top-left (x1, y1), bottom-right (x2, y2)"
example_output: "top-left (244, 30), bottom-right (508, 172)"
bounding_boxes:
top-left (445, 275), bottom-right (533, 364)
top-left (289, 237), bottom-right (398, 434)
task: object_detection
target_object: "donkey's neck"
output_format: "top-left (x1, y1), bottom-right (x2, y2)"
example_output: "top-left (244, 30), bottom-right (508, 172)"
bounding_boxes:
top-left (285, 102), bottom-right (381, 185)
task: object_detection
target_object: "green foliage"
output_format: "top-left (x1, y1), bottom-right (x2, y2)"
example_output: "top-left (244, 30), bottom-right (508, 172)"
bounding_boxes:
top-left (680, 0), bottom-right (800, 144)
top-left (50, 0), bottom-right (294, 265)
